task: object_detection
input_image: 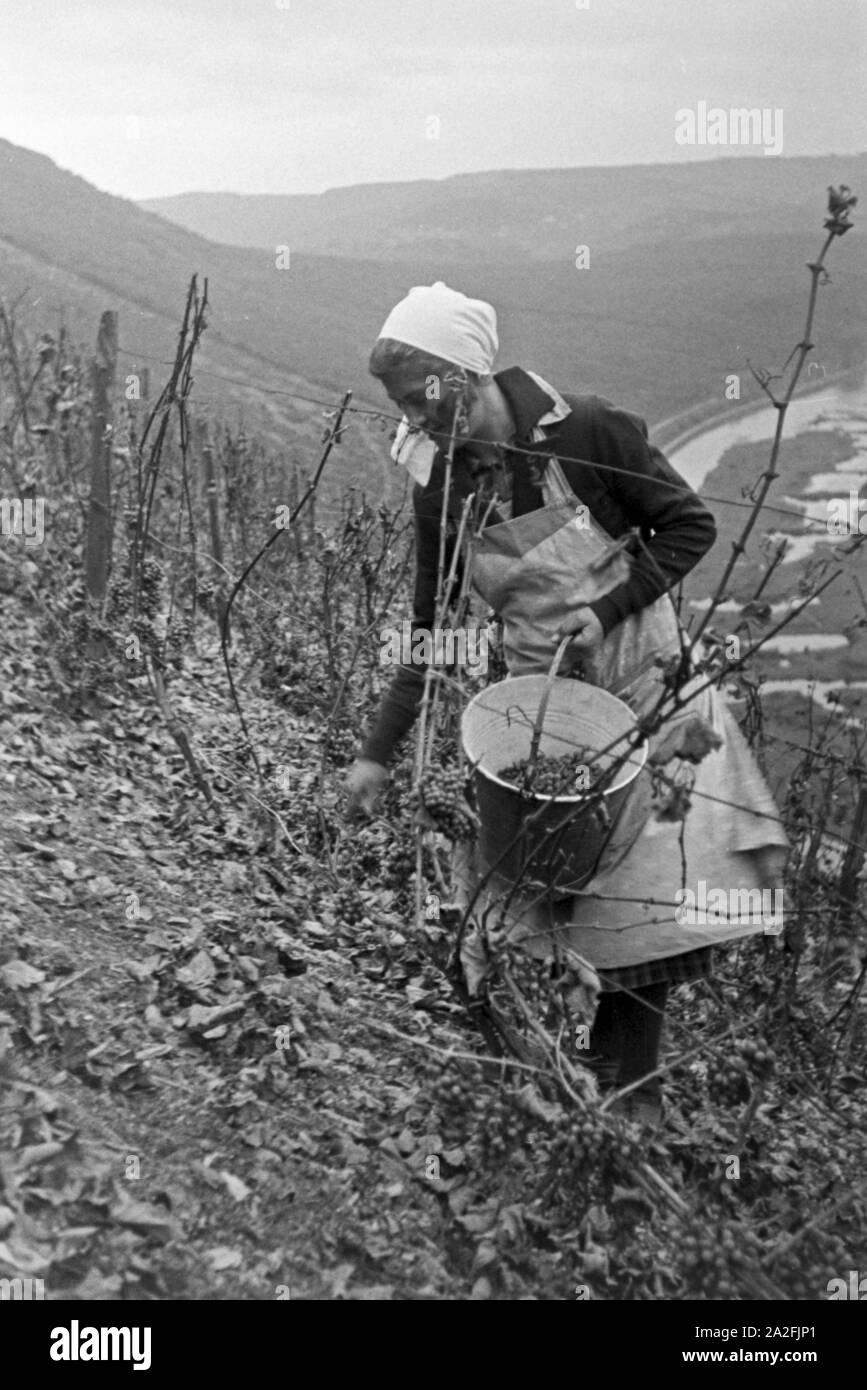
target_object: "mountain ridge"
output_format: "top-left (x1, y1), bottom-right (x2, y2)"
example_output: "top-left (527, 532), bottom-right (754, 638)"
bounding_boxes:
top-left (140, 153), bottom-right (867, 261)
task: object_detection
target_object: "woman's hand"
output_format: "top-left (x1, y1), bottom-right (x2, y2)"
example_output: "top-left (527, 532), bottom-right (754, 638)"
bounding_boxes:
top-left (555, 606), bottom-right (604, 658)
top-left (345, 758), bottom-right (389, 820)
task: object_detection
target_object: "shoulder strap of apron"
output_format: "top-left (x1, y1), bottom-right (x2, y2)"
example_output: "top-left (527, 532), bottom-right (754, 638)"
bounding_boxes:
top-left (541, 450), bottom-right (688, 703)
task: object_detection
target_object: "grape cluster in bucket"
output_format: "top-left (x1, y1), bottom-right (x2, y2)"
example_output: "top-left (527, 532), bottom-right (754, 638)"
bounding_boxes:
top-left (499, 747), bottom-right (603, 796)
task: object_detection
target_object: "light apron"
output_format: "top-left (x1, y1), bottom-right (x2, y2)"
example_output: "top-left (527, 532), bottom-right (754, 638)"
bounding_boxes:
top-left (453, 457), bottom-right (789, 983)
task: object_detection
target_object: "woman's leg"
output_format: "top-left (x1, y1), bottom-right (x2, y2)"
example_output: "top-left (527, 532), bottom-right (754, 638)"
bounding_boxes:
top-left (616, 981), bottom-right (669, 1101)
top-left (585, 988), bottom-right (622, 1088)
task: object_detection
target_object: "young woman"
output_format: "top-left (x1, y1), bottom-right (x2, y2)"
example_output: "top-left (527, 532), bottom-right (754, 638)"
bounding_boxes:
top-left (345, 282), bottom-right (788, 1126)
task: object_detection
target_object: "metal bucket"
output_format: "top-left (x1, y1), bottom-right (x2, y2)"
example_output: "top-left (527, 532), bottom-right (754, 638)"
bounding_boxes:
top-left (461, 676), bottom-right (648, 897)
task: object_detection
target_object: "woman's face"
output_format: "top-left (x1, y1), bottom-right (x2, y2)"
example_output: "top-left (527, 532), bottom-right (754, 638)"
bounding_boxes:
top-left (379, 362), bottom-right (484, 445)
top-left (379, 360), bottom-right (511, 497)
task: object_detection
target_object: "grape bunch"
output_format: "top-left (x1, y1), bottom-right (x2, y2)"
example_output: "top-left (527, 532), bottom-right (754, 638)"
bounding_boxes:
top-left (735, 1037), bottom-right (775, 1079)
top-left (430, 1061), bottom-right (490, 1143)
top-left (539, 1106), bottom-right (642, 1211)
top-left (350, 827), bottom-right (387, 877)
top-left (333, 883), bottom-right (365, 926)
top-left (139, 558), bottom-right (163, 618)
top-left (564, 1109), bottom-right (607, 1165)
top-left (542, 1112), bottom-right (619, 1208)
top-left (565, 1107), bottom-right (637, 1169)
top-left (385, 842), bottom-right (416, 889)
top-left (772, 1230), bottom-right (851, 1300)
top-left (706, 1052), bottom-right (751, 1107)
top-left (74, 611), bottom-right (111, 650)
top-left (707, 1037), bottom-right (774, 1106)
top-left (500, 748), bottom-right (602, 796)
top-left (420, 766), bottom-right (474, 840)
top-left (479, 1090), bottom-right (530, 1159)
top-left (431, 1062), bottom-right (483, 1123)
top-left (679, 1221), bottom-right (763, 1299)
top-left (431, 1068), bottom-right (537, 1159)
top-left (324, 726), bottom-right (357, 767)
top-left (106, 576), bottom-right (133, 619)
top-left (166, 614), bottom-right (194, 657)
top-left (504, 957), bottom-right (549, 1011)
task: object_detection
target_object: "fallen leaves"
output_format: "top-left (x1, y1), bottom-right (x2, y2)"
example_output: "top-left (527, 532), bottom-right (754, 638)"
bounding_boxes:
top-left (1, 959), bottom-right (46, 989)
top-left (175, 948), bottom-right (218, 991)
top-left (220, 1171), bottom-right (252, 1202)
top-left (185, 1002), bottom-right (245, 1033)
top-left (109, 1190), bottom-right (180, 1244)
top-left (207, 1246), bottom-right (243, 1271)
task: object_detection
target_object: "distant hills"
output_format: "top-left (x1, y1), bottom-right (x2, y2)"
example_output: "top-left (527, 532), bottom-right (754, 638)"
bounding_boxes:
top-left (141, 157), bottom-right (867, 264)
top-left (2, 140), bottom-right (866, 505)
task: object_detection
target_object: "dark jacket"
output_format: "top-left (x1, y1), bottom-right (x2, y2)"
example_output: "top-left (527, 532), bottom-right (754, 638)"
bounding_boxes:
top-left (360, 366), bottom-right (717, 767)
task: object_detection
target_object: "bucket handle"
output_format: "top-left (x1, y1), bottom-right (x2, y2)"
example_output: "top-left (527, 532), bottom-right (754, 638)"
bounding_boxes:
top-left (525, 634), bottom-right (573, 780)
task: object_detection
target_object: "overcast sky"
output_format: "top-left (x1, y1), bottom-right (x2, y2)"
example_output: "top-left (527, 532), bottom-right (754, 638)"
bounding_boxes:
top-left (1, 0), bottom-right (865, 200)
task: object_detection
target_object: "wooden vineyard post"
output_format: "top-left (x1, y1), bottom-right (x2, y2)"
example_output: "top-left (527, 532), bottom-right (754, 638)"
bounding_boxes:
top-left (288, 465), bottom-right (302, 560)
top-left (234, 430), bottom-right (249, 561)
top-left (839, 786), bottom-right (867, 944)
top-left (84, 309), bottom-right (118, 659)
top-left (306, 472), bottom-right (316, 547)
top-left (201, 430), bottom-right (229, 639)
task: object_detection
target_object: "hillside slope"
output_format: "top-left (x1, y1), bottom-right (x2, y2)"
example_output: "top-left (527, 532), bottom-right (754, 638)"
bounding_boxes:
top-left (0, 139), bottom-right (393, 496)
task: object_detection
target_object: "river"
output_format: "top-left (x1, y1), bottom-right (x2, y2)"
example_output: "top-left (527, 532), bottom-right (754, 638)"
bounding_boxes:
top-left (668, 378), bottom-right (867, 493)
top-left (667, 378), bottom-right (867, 726)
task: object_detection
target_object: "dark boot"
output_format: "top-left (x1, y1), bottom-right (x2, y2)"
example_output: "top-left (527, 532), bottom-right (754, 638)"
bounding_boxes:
top-left (609, 982), bottom-right (669, 1127)
top-left (584, 990), bottom-right (622, 1090)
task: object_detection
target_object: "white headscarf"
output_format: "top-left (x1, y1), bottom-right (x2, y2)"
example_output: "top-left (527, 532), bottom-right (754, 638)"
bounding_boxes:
top-left (377, 281), bottom-right (498, 375)
top-left (379, 281), bottom-right (498, 486)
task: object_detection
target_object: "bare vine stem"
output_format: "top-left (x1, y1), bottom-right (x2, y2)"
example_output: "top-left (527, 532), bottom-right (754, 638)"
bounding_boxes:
top-left (218, 390), bottom-right (353, 779)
